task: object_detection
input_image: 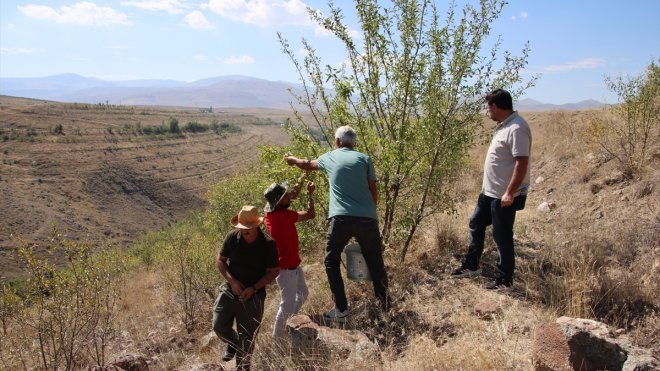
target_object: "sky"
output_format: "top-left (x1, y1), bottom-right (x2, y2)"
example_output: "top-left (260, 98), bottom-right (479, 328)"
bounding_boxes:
top-left (0, 0), bottom-right (658, 105)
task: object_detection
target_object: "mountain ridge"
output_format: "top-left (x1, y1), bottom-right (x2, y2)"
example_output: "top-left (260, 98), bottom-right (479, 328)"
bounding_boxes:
top-left (0, 73), bottom-right (606, 111)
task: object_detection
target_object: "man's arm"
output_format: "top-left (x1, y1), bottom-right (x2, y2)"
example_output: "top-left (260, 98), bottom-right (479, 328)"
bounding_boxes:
top-left (285, 156), bottom-right (319, 171)
top-left (240, 266), bottom-right (280, 302)
top-left (297, 181), bottom-right (315, 222)
top-left (217, 254), bottom-right (244, 295)
top-left (368, 180), bottom-right (378, 205)
top-left (501, 156), bottom-right (529, 207)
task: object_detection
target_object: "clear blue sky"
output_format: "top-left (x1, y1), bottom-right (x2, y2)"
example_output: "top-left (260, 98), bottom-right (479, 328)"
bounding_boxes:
top-left (1, 0), bottom-right (658, 104)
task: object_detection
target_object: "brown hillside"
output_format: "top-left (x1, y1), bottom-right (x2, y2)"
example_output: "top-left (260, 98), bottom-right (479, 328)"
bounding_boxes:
top-left (0, 96), bottom-right (290, 280)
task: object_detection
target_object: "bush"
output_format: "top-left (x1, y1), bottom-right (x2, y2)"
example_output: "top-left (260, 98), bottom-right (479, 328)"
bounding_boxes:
top-left (183, 121), bottom-right (209, 133)
top-left (588, 60), bottom-right (659, 173)
top-left (0, 232), bottom-right (126, 370)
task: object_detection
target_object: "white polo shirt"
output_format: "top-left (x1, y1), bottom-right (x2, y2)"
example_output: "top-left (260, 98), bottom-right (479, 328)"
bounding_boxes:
top-left (482, 111), bottom-right (532, 199)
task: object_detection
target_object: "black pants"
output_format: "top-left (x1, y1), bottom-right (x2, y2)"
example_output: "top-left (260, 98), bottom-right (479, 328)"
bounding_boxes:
top-left (325, 216), bottom-right (389, 311)
top-left (463, 193), bottom-right (524, 284)
top-left (212, 288), bottom-right (265, 370)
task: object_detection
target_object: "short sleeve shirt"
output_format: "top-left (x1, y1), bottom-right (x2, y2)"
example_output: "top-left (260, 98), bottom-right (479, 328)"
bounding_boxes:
top-left (264, 209), bottom-right (301, 269)
top-left (482, 112), bottom-right (532, 199)
top-left (219, 229), bottom-right (278, 291)
top-left (316, 147), bottom-right (378, 219)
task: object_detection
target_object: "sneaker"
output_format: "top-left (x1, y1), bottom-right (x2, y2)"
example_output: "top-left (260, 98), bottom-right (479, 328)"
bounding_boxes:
top-left (450, 265), bottom-right (481, 278)
top-left (222, 344), bottom-right (236, 362)
top-left (484, 280), bottom-right (513, 292)
top-left (323, 307), bottom-right (349, 322)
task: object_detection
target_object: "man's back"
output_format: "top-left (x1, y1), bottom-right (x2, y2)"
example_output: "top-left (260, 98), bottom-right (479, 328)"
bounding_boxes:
top-left (317, 147), bottom-right (377, 219)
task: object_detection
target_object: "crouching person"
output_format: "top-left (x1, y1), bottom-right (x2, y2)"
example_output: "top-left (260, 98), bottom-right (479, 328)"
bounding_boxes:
top-left (213, 205), bottom-right (279, 370)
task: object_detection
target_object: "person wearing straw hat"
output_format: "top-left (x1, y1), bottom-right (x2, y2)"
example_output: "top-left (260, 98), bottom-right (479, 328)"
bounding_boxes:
top-left (263, 178), bottom-right (316, 338)
top-left (212, 205), bottom-right (279, 370)
top-left (285, 125), bottom-right (390, 322)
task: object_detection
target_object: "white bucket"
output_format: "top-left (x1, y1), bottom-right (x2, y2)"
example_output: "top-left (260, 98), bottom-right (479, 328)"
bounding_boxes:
top-left (344, 243), bottom-right (371, 281)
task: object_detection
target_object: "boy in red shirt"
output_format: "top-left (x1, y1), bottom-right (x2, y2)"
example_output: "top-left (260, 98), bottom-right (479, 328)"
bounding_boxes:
top-left (263, 179), bottom-right (315, 338)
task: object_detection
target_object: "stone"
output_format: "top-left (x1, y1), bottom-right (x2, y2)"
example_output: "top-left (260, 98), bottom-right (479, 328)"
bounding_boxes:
top-left (109, 354), bottom-right (149, 371)
top-left (473, 300), bottom-right (501, 320)
top-left (286, 314), bottom-right (380, 362)
top-left (536, 176), bottom-right (545, 184)
top-left (538, 202), bottom-right (552, 213)
top-left (531, 316), bottom-right (658, 371)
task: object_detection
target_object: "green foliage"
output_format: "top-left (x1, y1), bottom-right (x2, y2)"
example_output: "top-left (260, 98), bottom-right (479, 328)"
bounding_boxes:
top-left (279, 0), bottom-right (535, 260)
top-left (50, 124), bottom-right (64, 135)
top-left (0, 232), bottom-right (127, 370)
top-left (167, 116), bottom-right (180, 133)
top-left (183, 121), bottom-right (209, 133)
top-left (588, 60), bottom-right (659, 173)
top-left (210, 121), bottom-right (242, 135)
top-left (157, 217), bottom-right (218, 332)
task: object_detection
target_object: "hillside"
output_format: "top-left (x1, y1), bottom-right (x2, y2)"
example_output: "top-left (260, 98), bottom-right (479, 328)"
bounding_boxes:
top-left (112, 109), bottom-right (657, 370)
top-left (1, 103), bottom-right (657, 370)
top-left (0, 96), bottom-right (290, 280)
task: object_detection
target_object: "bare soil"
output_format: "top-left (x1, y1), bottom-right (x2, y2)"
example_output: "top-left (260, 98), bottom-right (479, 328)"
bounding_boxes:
top-left (0, 96), bottom-right (290, 280)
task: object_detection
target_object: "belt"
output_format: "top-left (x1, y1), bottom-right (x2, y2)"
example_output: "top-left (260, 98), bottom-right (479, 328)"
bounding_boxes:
top-left (282, 266), bottom-right (298, 270)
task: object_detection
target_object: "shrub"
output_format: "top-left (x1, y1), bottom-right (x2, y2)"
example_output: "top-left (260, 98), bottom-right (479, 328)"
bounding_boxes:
top-left (183, 121), bottom-right (209, 133)
top-left (588, 60), bottom-right (659, 173)
top-left (0, 232), bottom-right (126, 370)
top-left (50, 124), bottom-right (64, 135)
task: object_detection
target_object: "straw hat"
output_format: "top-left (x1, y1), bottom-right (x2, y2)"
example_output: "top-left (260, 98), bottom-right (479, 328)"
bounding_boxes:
top-left (230, 205), bottom-right (263, 229)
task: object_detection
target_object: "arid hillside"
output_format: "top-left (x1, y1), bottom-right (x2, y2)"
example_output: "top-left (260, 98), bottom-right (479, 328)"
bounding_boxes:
top-left (0, 96), bottom-right (290, 280)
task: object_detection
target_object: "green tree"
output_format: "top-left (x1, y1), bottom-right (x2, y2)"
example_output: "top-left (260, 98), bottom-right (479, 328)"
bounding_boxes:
top-left (588, 60), bottom-right (659, 174)
top-left (278, 0), bottom-right (535, 260)
top-left (167, 116), bottom-right (180, 133)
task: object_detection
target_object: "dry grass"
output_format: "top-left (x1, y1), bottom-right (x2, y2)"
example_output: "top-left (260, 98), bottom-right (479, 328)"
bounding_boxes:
top-left (4, 107), bottom-right (657, 369)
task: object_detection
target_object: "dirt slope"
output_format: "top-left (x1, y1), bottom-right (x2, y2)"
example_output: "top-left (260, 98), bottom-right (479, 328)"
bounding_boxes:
top-left (0, 96), bottom-right (290, 280)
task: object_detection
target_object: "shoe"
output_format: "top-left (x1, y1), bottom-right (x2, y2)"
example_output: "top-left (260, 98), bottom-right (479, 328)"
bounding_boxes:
top-left (222, 344), bottom-right (236, 361)
top-left (450, 265), bottom-right (481, 278)
top-left (323, 307), bottom-right (349, 322)
top-left (484, 280), bottom-right (513, 292)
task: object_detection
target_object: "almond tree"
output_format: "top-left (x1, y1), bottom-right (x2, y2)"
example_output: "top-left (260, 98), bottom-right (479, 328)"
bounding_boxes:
top-left (278, 0), bottom-right (536, 261)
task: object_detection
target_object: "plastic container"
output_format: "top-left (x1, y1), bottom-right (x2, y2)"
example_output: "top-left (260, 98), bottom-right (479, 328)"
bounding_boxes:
top-left (344, 243), bottom-right (371, 281)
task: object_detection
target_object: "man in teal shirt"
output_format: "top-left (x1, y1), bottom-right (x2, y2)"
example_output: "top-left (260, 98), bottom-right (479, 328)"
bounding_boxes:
top-left (285, 126), bottom-right (389, 321)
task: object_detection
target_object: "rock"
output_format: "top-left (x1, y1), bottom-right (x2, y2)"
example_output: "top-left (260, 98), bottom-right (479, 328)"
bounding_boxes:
top-left (535, 176), bottom-right (545, 184)
top-left (200, 331), bottom-right (221, 353)
top-left (603, 170), bottom-right (630, 185)
top-left (531, 316), bottom-right (659, 371)
top-left (538, 202), bottom-right (552, 213)
top-left (109, 354), bottom-right (149, 371)
top-left (473, 300), bottom-right (501, 320)
top-left (532, 323), bottom-right (573, 371)
top-left (286, 315), bottom-right (380, 362)
top-left (594, 210), bottom-right (604, 219)
top-left (546, 188), bottom-right (555, 195)
top-left (589, 183), bottom-right (602, 194)
top-left (631, 181), bottom-right (654, 200)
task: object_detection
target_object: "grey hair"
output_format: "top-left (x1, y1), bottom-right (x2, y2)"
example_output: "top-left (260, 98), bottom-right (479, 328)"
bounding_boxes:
top-left (334, 125), bottom-right (356, 147)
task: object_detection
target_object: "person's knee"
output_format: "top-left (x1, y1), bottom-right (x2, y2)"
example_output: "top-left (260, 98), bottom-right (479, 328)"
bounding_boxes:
top-left (213, 321), bottom-right (233, 340)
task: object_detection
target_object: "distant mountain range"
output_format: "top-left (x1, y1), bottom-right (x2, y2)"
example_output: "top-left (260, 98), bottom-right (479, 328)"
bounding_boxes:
top-left (0, 73), bottom-right (606, 111)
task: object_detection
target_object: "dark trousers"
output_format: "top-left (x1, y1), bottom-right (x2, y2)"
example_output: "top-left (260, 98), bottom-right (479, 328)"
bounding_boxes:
top-left (325, 216), bottom-right (389, 312)
top-left (212, 289), bottom-right (265, 371)
top-left (463, 193), bottom-right (520, 284)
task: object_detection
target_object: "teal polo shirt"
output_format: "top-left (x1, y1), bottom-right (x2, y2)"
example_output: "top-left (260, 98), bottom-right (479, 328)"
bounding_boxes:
top-left (317, 147), bottom-right (378, 220)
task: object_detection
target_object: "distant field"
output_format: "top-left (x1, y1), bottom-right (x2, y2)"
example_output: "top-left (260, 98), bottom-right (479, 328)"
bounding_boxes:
top-left (0, 96), bottom-right (291, 280)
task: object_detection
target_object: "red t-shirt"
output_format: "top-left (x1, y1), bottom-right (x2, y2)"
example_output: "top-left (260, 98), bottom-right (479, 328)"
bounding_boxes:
top-left (264, 209), bottom-right (301, 269)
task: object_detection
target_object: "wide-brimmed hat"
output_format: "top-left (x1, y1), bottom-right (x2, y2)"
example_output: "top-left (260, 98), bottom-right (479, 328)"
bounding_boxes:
top-left (263, 182), bottom-right (288, 212)
top-left (230, 205), bottom-right (263, 229)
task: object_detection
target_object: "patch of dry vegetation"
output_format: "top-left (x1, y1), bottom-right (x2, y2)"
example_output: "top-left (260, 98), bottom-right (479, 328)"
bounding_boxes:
top-left (1, 107), bottom-right (658, 369)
